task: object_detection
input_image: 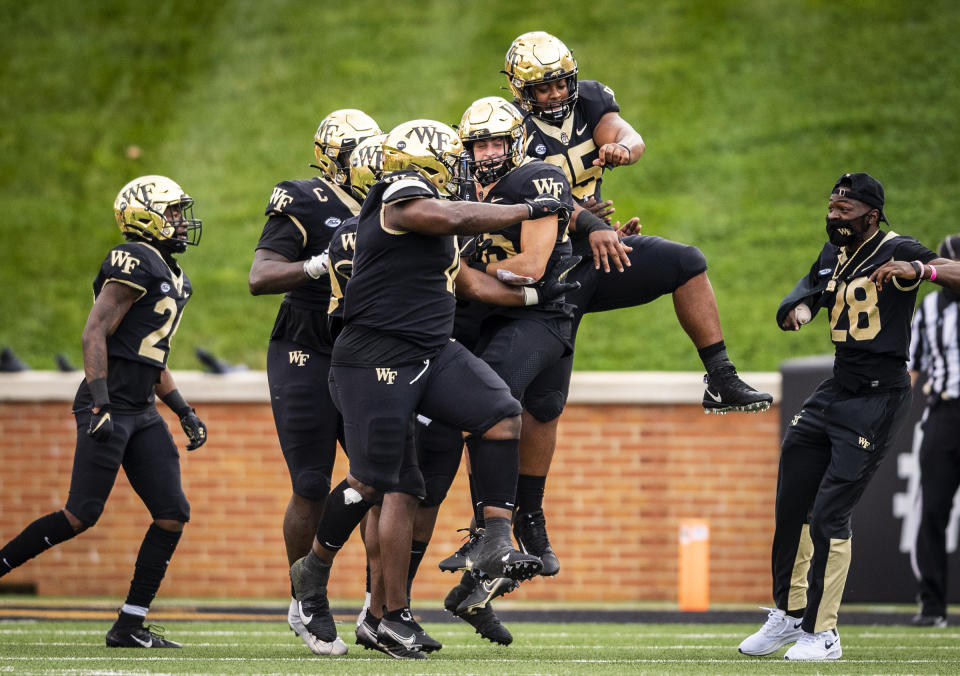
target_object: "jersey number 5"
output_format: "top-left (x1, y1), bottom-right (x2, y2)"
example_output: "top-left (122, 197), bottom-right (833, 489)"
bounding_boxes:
top-left (829, 278), bottom-right (881, 342)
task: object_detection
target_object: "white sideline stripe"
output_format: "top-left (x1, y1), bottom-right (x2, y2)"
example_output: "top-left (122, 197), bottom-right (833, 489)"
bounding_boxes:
top-left (0, 656), bottom-right (953, 664)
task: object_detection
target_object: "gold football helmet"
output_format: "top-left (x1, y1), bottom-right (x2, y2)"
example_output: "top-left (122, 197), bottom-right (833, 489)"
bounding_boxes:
top-left (348, 133), bottom-right (387, 200)
top-left (113, 175), bottom-right (201, 252)
top-left (458, 96), bottom-right (527, 185)
top-left (504, 31), bottom-right (578, 122)
top-left (382, 120), bottom-right (464, 196)
top-left (314, 109), bottom-right (382, 186)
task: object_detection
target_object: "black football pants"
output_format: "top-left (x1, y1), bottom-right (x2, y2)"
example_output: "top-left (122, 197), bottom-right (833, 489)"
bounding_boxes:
top-left (772, 378), bottom-right (911, 633)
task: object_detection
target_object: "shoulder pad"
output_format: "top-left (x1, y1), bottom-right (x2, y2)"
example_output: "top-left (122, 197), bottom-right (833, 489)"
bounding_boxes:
top-left (578, 80), bottom-right (620, 115)
top-left (382, 173), bottom-right (437, 204)
top-left (100, 242), bottom-right (167, 290)
top-left (264, 177), bottom-right (356, 219)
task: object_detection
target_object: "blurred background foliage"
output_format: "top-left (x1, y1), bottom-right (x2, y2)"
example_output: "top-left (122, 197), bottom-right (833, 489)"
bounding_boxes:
top-left (1, 0), bottom-right (958, 371)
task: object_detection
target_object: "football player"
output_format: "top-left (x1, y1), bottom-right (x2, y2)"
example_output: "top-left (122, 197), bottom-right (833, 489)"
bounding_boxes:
top-left (493, 31), bottom-right (773, 574)
top-left (289, 119), bottom-right (573, 660)
top-left (739, 173), bottom-right (960, 660)
top-left (248, 109), bottom-right (381, 656)
top-left (0, 176), bottom-right (208, 648)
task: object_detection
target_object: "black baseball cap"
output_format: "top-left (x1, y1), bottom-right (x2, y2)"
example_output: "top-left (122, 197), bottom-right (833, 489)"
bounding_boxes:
top-left (832, 172), bottom-right (888, 224)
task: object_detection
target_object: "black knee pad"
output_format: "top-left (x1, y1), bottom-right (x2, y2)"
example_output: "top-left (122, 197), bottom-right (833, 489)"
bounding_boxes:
top-left (66, 497), bottom-right (106, 528)
top-left (292, 468), bottom-right (332, 502)
top-left (524, 391), bottom-right (567, 422)
top-left (152, 495), bottom-right (191, 524)
top-left (676, 244), bottom-right (708, 282)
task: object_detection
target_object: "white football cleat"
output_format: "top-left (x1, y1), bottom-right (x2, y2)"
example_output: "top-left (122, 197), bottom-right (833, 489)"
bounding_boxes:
top-left (288, 597), bottom-right (347, 656)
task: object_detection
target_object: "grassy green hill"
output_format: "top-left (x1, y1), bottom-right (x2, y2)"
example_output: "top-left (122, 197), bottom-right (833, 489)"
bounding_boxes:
top-left (2, 0), bottom-right (958, 371)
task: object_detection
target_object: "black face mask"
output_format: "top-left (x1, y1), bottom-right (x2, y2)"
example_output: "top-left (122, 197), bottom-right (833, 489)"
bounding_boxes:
top-left (825, 212), bottom-right (869, 247)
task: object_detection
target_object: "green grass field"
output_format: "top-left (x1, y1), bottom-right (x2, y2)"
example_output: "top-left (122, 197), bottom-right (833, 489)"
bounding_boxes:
top-left (2, 0), bottom-right (960, 372)
top-left (2, 618), bottom-right (957, 675)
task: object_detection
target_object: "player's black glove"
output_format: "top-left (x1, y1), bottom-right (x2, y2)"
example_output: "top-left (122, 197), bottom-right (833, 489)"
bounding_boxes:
top-left (161, 388), bottom-right (207, 451)
top-left (525, 195), bottom-right (570, 221)
top-left (525, 255), bottom-right (582, 305)
top-left (86, 377), bottom-right (113, 443)
top-left (87, 404), bottom-right (114, 443)
top-left (179, 410), bottom-right (207, 451)
top-left (466, 236), bottom-right (492, 271)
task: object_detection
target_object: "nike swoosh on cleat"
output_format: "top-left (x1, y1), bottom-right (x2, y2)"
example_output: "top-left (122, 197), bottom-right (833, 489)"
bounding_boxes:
top-left (131, 635), bottom-right (153, 648)
top-left (501, 553), bottom-right (511, 563)
top-left (705, 388), bottom-right (722, 402)
top-left (824, 641), bottom-right (834, 649)
top-left (381, 625), bottom-right (416, 649)
top-left (298, 601), bottom-right (313, 625)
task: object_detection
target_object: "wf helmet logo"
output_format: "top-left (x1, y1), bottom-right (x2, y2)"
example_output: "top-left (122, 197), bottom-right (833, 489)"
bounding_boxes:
top-left (407, 126), bottom-right (451, 149)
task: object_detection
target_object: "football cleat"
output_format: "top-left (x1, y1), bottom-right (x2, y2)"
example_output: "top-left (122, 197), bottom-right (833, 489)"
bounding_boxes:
top-left (456, 576), bottom-right (519, 615)
top-left (514, 509), bottom-right (560, 576)
top-left (105, 622), bottom-right (181, 649)
top-left (288, 597), bottom-right (347, 656)
top-left (702, 366), bottom-right (773, 414)
top-left (438, 528), bottom-right (484, 573)
top-left (911, 612), bottom-right (948, 628)
top-left (376, 611), bottom-right (429, 660)
top-left (443, 576), bottom-right (513, 645)
top-left (783, 628), bottom-right (841, 661)
top-left (114, 176), bottom-right (201, 253)
top-left (466, 530), bottom-right (542, 582)
top-left (738, 607), bottom-right (804, 656)
top-left (289, 556), bottom-right (340, 648)
top-left (355, 610), bottom-right (396, 657)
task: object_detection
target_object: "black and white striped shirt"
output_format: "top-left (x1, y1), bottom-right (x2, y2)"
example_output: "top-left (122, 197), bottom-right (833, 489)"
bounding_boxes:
top-left (908, 290), bottom-right (960, 399)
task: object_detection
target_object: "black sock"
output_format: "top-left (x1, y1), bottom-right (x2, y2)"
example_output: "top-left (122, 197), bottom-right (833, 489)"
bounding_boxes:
top-left (0, 511), bottom-right (76, 576)
top-left (383, 606), bottom-right (410, 622)
top-left (315, 480), bottom-right (374, 553)
top-left (406, 539), bottom-right (428, 602)
top-left (124, 524), bottom-right (182, 609)
top-left (698, 340), bottom-right (732, 373)
top-left (365, 563), bottom-right (371, 594)
top-left (466, 437), bottom-right (519, 511)
top-left (786, 608), bottom-right (805, 619)
top-left (516, 475), bottom-right (546, 515)
top-left (468, 473), bottom-right (485, 529)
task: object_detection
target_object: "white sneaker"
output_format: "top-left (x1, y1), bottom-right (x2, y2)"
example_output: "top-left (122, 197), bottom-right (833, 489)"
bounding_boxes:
top-left (784, 628), bottom-right (841, 661)
top-left (356, 591), bottom-right (371, 629)
top-left (287, 597), bottom-right (348, 656)
top-left (738, 607), bottom-right (804, 656)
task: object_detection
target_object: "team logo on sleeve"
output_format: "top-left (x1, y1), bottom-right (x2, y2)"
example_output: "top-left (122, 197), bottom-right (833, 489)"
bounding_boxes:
top-left (535, 143), bottom-right (547, 155)
top-left (531, 177), bottom-right (564, 199)
top-left (109, 250), bottom-right (141, 274)
top-left (325, 217), bottom-right (342, 228)
top-left (269, 186), bottom-right (294, 211)
top-left (160, 282), bottom-right (171, 294)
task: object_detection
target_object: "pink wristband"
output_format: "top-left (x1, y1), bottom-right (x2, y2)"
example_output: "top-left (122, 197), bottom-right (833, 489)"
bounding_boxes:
top-left (929, 264), bottom-right (937, 281)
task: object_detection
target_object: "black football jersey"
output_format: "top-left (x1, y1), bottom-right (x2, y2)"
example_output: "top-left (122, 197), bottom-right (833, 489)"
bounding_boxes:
top-left (807, 231), bottom-right (936, 388)
top-left (475, 159), bottom-right (573, 318)
top-left (94, 241), bottom-right (192, 369)
top-left (516, 80), bottom-right (620, 202)
top-left (256, 176), bottom-right (360, 349)
top-left (326, 215), bottom-right (359, 335)
top-left (340, 171), bottom-right (460, 359)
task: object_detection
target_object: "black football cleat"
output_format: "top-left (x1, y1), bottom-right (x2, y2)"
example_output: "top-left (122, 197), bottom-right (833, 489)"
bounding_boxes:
top-left (289, 556), bottom-right (340, 650)
top-left (702, 366), bottom-right (772, 414)
top-left (438, 527), bottom-right (483, 573)
top-left (466, 518), bottom-right (542, 583)
top-left (376, 611), bottom-right (429, 660)
top-left (456, 576), bottom-right (519, 615)
top-left (106, 623), bottom-right (181, 648)
top-left (514, 509), bottom-right (560, 576)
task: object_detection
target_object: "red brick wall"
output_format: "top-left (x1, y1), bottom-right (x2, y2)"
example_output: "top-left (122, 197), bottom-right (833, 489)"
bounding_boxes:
top-left (0, 398), bottom-right (781, 604)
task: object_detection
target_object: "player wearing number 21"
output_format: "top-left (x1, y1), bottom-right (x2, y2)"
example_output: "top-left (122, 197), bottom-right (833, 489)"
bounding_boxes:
top-left (0, 176), bottom-right (207, 649)
top-left (738, 173), bottom-right (960, 661)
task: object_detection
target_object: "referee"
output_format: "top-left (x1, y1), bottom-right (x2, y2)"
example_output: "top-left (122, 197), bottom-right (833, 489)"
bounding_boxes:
top-left (908, 233), bottom-right (960, 628)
